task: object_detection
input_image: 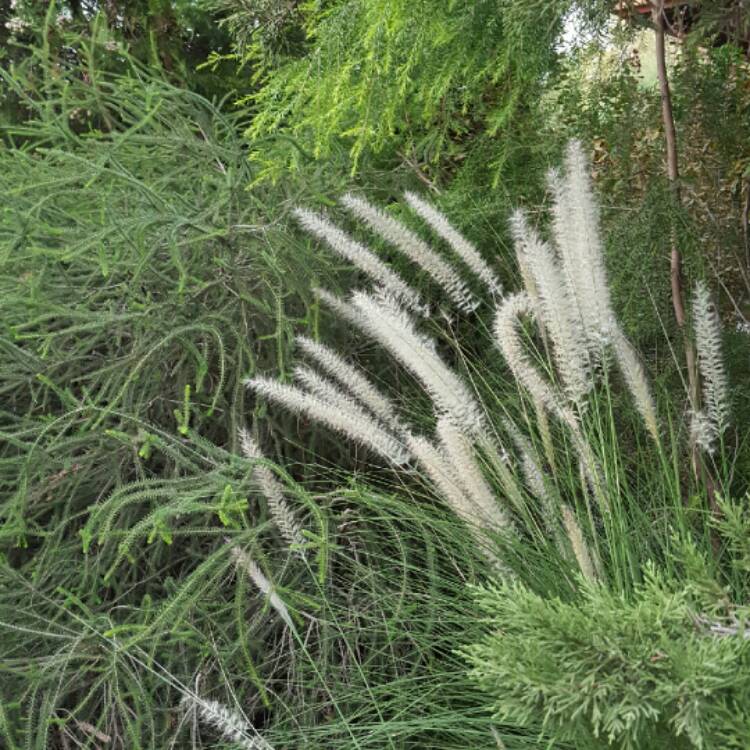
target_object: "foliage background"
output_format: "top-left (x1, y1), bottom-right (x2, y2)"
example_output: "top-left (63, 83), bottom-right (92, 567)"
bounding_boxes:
top-left (1, 1), bottom-right (750, 748)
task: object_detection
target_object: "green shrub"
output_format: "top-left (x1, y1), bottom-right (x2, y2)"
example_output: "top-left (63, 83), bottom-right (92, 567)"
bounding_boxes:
top-left (466, 565), bottom-right (750, 749)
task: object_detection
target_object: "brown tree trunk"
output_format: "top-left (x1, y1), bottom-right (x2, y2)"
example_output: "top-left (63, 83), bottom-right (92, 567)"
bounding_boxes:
top-left (652, 0), bottom-right (699, 409)
top-left (651, 1), bottom-right (718, 520)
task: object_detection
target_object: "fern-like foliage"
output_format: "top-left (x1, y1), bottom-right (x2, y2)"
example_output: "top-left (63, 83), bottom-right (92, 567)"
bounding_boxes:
top-left (221, 0), bottom-right (570, 181)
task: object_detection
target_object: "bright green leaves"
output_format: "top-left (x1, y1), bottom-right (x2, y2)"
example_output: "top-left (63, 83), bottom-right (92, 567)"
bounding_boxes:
top-left (215, 483), bottom-right (249, 529)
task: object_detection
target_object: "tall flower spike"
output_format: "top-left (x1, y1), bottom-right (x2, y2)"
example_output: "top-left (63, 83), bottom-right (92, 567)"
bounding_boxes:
top-left (502, 418), bottom-right (550, 505)
top-left (690, 409), bottom-right (717, 455)
top-left (693, 281), bottom-right (729, 439)
top-left (294, 208), bottom-right (426, 315)
top-left (406, 433), bottom-right (479, 528)
top-left (292, 364), bottom-right (371, 419)
top-left (549, 141), bottom-right (615, 348)
top-left (436, 417), bottom-right (510, 534)
top-left (407, 434), bottom-right (513, 576)
top-left (349, 290), bottom-right (485, 435)
top-left (187, 696), bottom-right (272, 750)
top-left (404, 191), bottom-right (503, 295)
top-left (611, 329), bottom-right (660, 444)
top-left (493, 292), bottom-right (578, 431)
top-left (341, 193), bottom-right (479, 313)
top-left (238, 429), bottom-right (306, 551)
top-left (295, 335), bottom-right (403, 431)
top-left (560, 505), bottom-right (597, 584)
top-left (510, 210), bottom-right (591, 406)
top-left (230, 545), bottom-right (293, 630)
top-left (313, 287), bottom-right (367, 328)
top-left (246, 376), bottom-right (409, 464)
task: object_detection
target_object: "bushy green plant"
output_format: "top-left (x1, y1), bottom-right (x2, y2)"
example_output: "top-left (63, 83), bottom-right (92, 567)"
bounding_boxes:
top-left (214, 0), bottom-right (570, 187)
top-left (466, 562), bottom-right (750, 750)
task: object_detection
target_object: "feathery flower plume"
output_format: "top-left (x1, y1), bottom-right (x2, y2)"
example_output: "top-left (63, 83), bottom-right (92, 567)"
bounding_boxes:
top-left (493, 292), bottom-right (578, 431)
top-left (246, 376), bottom-right (409, 464)
top-left (502, 419), bottom-right (549, 504)
top-left (560, 505), bottom-right (597, 583)
top-left (548, 142), bottom-right (615, 348)
top-left (494, 294), bottom-right (607, 511)
top-left (611, 329), bottom-right (660, 443)
top-left (313, 287), bottom-right (367, 328)
top-left (436, 417), bottom-right (511, 533)
top-left (404, 191), bottom-right (503, 295)
top-left (500, 417), bottom-right (566, 551)
top-left (238, 429), bottom-right (306, 550)
top-left (514, 235), bottom-right (544, 338)
top-left (188, 696), bottom-right (272, 750)
top-left (510, 210), bottom-right (591, 405)
top-left (231, 545), bottom-right (293, 629)
top-left (407, 434), bottom-right (513, 576)
top-left (349, 291), bottom-right (485, 434)
top-left (294, 208), bottom-right (426, 315)
top-left (690, 409), bottom-right (717, 455)
top-left (292, 364), bottom-right (369, 417)
top-left (693, 281), bottom-right (729, 440)
top-left (296, 335), bottom-right (402, 430)
top-left (406, 433), bottom-right (479, 528)
top-left (341, 193), bottom-right (479, 313)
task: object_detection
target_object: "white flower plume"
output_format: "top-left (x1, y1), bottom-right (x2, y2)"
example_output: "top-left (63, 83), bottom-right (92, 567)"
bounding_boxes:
top-left (349, 290), bottom-right (485, 434)
top-left (295, 334), bottom-right (402, 431)
top-left (187, 696), bottom-right (272, 750)
top-left (690, 409), bottom-right (718, 455)
top-left (493, 292), bottom-right (578, 431)
top-left (611, 329), bottom-right (660, 444)
top-left (560, 505), bottom-right (597, 583)
top-left (238, 429), bottom-right (306, 550)
top-left (292, 364), bottom-right (370, 417)
top-left (246, 375), bottom-right (409, 464)
top-left (313, 286), bottom-right (366, 328)
top-left (436, 417), bottom-right (510, 534)
top-left (341, 193), bottom-right (479, 313)
top-left (294, 207), bottom-right (426, 315)
top-left (404, 191), bottom-right (502, 295)
top-left (548, 141), bottom-right (615, 349)
top-left (510, 209), bottom-right (591, 406)
top-left (230, 545), bottom-right (293, 630)
top-left (693, 281), bottom-right (729, 441)
top-left (406, 433), bottom-right (478, 528)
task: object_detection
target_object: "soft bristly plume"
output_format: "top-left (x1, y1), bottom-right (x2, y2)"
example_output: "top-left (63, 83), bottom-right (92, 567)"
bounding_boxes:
top-left (510, 209), bottom-right (591, 405)
top-left (408, 433), bottom-right (511, 575)
top-left (231, 545), bottom-right (293, 629)
top-left (406, 433), bottom-right (479, 529)
top-left (187, 696), bottom-right (272, 750)
top-left (349, 291), bottom-right (485, 435)
top-left (436, 417), bottom-right (511, 534)
top-left (404, 191), bottom-right (502, 295)
top-left (294, 208), bottom-right (426, 315)
top-left (560, 505), bottom-right (597, 583)
top-left (292, 364), bottom-right (370, 418)
top-left (502, 418), bottom-right (549, 504)
top-left (238, 429), bottom-right (306, 551)
top-left (690, 409), bottom-right (717, 455)
top-left (693, 281), bottom-right (729, 443)
top-left (313, 287), bottom-right (366, 328)
top-left (611, 329), bottom-right (660, 444)
top-left (246, 376), bottom-right (409, 464)
top-left (295, 334), bottom-right (403, 431)
top-left (493, 292), bottom-right (578, 431)
top-left (548, 142), bottom-right (615, 348)
top-left (341, 193), bottom-right (479, 313)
